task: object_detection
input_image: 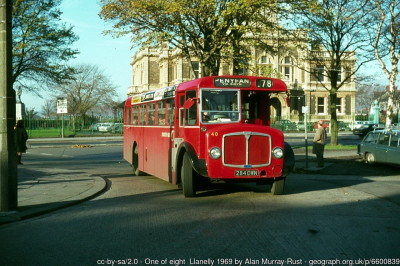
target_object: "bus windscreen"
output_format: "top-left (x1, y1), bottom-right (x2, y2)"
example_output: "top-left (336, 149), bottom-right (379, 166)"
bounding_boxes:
top-left (201, 89), bottom-right (240, 123)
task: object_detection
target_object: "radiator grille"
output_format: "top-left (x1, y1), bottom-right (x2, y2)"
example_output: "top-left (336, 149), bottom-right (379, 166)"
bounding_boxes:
top-left (223, 132), bottom-right (271, 167)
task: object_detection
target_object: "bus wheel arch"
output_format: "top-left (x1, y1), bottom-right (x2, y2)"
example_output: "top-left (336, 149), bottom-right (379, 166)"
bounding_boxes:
top-left (176, 144), bottom-right (197, 197)
top-left (132, 142), bottom-right (143, 176)
top-left (176, 148), bottom-right (185, 186)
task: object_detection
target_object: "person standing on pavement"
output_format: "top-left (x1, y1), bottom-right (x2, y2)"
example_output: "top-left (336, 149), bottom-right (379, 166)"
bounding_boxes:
top-left (14, 120), bottom-right (29, 165)
top-left (313, 120), bottom-right (327, 168)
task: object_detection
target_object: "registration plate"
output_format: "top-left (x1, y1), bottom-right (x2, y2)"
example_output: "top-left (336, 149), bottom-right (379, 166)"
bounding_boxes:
top-left (235, 170), bottom-right (259, 176)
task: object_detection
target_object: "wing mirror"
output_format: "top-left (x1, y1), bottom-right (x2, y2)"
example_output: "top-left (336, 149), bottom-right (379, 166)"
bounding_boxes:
top-left (183, 97), bottom-right (198, 109)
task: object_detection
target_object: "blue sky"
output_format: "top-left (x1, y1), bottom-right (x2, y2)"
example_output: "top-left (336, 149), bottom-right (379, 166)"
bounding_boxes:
top-left (23, 0), bottom-right (135, 112)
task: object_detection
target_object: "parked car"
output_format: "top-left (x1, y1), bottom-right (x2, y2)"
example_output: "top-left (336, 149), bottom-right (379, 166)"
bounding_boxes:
top-left (110, 123), bottom-right (123, 132)
top-left (272, 120), bottom-right (298, 131)
top-left (296, 121), bottom-right (314, 131)
top-left (98, 123), bottom-right (113, 132)
top-left (312, 120), bottom-right (349, 131)
top-left (357, 129), bottom-right (400, 165)
top-left (89, 123), bottom-right (103, 131)
top-left (353, 123), bottom-right (384, 138)
top-left (314, 120), bottom-right (330, 130)
top-left (338, 121), bottom-right (350, 131)
top-left (350, 121), bottom-right (369, 130)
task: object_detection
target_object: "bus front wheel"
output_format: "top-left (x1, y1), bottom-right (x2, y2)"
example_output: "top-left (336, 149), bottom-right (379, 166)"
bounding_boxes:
top-left (181, 153), bottom-right (196, 197)
top-left (271, 178), bottom-right (285, 195)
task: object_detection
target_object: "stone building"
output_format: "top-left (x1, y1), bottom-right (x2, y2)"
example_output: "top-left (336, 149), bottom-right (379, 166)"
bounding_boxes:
top-left (128, 40), bottom-right (356, 124)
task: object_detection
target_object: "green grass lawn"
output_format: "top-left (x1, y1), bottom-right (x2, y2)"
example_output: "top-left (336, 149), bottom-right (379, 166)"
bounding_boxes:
top-left (293, 144), bottom-right (357, 150)
top-left (26, 128), bottom-right (123, 138)
top-left (27, 128), bottom-right (76, 138)
top-left (325, 144), bottom-right (357, 150)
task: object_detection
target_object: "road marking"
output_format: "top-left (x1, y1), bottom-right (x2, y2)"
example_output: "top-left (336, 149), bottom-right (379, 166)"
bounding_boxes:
top-left (37, 153), bottom-right (73, 158)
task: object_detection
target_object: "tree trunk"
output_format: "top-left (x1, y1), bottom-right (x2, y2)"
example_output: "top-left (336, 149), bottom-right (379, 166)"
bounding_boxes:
top-left (231, 29), bottom-right (242, 75)
top-left (329, 91), bottom-right (338, 145)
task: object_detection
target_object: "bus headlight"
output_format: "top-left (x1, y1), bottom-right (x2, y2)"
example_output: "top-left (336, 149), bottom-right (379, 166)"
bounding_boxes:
top-left (209, 147), bottom-right (221, 159)
top-left (272, 147), bottom-right (284, 159)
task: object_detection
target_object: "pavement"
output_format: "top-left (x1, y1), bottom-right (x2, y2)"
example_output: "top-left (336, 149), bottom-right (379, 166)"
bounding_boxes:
top-left (0, 134), bottom-right (358, 225)
top-left (0, 137), bottom-right (117, 225)
top-left (0, 167), bottom-right (109, 224)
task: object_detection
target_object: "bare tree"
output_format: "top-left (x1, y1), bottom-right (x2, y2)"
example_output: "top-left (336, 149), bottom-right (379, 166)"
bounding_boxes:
top-left (41, 98), bottom-right (57, 118)
top-left (57, 64), bottom-right (117, 131)
top-left (25, 107), bottom-right (38, 119)
top-left (286, 0), bottom-right (375, 145)
top-left (356, 83), bottom-right (384, 114)
top-left (368, 0), bottom-right (400, 127)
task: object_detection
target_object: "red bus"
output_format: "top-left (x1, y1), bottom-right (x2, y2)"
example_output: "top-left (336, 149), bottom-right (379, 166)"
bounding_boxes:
top-left (123, 76), bottom-right (294, 197)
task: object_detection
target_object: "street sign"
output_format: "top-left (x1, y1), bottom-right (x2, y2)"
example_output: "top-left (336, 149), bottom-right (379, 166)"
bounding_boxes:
top-left (302, 106), bottom-right (309, 114)
top-left (57, 98), bottom-right (68, 114)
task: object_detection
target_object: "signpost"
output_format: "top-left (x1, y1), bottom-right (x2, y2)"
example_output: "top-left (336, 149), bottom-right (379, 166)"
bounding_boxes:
top-left (57, 98), bottom-right (68, 138)
top-left (0, 0), bottom-right (17, 212)
top-left (302, 106), bottom-right (309, 168)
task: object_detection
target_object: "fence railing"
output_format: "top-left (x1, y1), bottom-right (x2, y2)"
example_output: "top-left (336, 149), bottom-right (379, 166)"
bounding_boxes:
top-left (23, 117), bottom-right (123, 138)
top-left (22, 115), bottom-right (383, 138)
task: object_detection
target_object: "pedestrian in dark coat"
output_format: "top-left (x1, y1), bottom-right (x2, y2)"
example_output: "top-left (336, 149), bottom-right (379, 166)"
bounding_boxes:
top-left (313, 120), bottom-right (327, 168)
top-left (14, 120), bottom-right (28, 165)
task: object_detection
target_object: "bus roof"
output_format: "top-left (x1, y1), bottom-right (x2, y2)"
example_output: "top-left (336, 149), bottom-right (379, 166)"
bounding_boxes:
top-left (176, 76), bottom-right (287, 92)
top-left (125, 76), bottom-right (287, 107)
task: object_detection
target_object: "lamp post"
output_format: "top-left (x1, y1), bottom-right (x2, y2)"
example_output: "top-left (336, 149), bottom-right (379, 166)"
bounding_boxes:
top-left (373, 100), bottom-right (380, 125)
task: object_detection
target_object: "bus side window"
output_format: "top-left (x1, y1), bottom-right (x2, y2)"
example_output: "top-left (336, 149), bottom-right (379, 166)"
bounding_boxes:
top-left (147, 103), bottom-right (155, 125)
top-left (139, 104), bottom-right (146, 125)
top-left (157, 101), bottom-right (166, 126)
top-left (132, 106), bottom-right (138, 125)
top-left (125, 107), bottom-right (131, 125)
top-left (185, 90), bottom-right (197, 126)
top-left (167, 100), bottom-right (175, 126)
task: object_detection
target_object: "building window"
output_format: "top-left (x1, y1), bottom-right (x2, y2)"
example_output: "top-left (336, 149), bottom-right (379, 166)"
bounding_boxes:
top-left (260, 56), bottom-right (271, 64)
top-left (284, 66), bottom-right (290, 79)
top-left (238, 59), bottom-right (249, 75)
top-left (261, 56), bottom-right (267, 64)
top-left (191, 61), bottom-right (200, 79)
top-left (280, 56), bottom-right (294, 81)
top-left (344, 67), bottom-right (351, 82)
top-left (317, 65), bottom-right (324, 81)
top-left (257, 55), bottom-right (274, 76)
top-left (317, 97), bottom-right (325, 114)
top-left (336, 97), bottom-right (343, 114)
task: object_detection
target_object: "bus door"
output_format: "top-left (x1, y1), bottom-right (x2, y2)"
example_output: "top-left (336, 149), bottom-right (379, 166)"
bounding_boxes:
top-left (172, 90), bottom-right (199, 175)
top-left (241, 90), bottom-right (270, 125)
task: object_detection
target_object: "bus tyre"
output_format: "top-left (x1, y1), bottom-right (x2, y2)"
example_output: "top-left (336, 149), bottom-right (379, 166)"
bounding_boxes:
top-left (181, 153), bottom-right (196, 197)
top-left (133, 145), bottom-right (141, 176)
top-left (271, 178), bottom-right (285, 195)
